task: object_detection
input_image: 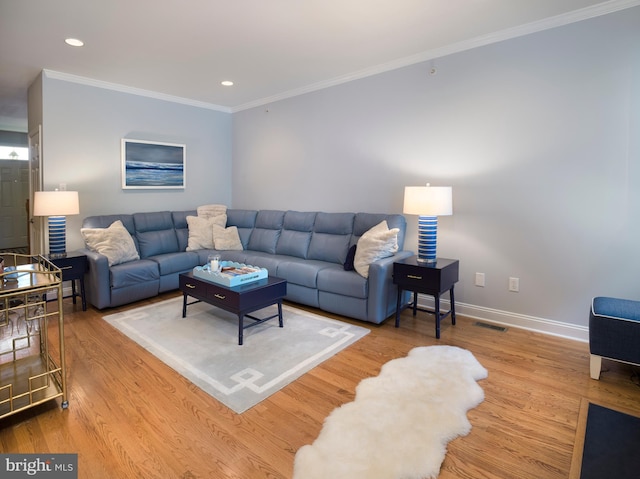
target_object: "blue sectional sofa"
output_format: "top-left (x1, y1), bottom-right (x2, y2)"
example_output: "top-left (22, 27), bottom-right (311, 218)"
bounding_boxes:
top-left (79, 209), bottom-right (412, 324)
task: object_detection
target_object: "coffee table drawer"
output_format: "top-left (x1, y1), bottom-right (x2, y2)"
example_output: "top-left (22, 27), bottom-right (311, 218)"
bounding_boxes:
top-left (207, 286), bottom-right (239, 310)
top-left (179, 275), bottom-right (210, 300)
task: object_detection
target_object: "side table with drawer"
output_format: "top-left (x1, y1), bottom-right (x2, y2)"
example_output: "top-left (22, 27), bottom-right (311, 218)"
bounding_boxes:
top-left (393, 256), bottom-right (459, 339)
top-left (46, 252), bottom-right (89, 311)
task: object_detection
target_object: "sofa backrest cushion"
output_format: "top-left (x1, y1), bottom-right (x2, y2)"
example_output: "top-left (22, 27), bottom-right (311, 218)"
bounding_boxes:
top-left (133, 211), bottom-right (179, 258)
top-left (352, 213), bottom-right (406, 250)
top-left (226, 209), bottom-right (258, 248)
top-left (81, 209), bottom-right (408, 265)
top-left (276, 211), bottom-right (317, 259)
top-left (307, 212), bottom-right (355, 264)
top-left (247, 210), bottom-right (285, 254)
top-left (172, 210), bottom-right (196, 251)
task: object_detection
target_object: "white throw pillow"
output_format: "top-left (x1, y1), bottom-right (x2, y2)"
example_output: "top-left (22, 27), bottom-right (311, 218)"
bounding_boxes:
top-left (81, 220), bottom-right (140, 266)
top-left (212, 225), bottom-right (243, 251)
top-left (197, 204), bottom-right (227, 223)
top-left (354, 220), bottom-right (399, 278)
top-left (186, 215), bottom-right (216, 251)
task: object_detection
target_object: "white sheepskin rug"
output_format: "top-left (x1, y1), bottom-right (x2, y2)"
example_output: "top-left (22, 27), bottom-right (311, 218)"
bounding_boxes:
top-left (292, 345), bottom-right (488, 479)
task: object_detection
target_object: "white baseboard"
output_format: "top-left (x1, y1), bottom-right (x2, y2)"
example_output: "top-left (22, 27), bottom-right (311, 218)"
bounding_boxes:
top-left (44, 284), bottom-right (76, 301)
top-left (415, 293), bottom-right (589, 343)
top-left (47, 286), bottom-right (590, 342)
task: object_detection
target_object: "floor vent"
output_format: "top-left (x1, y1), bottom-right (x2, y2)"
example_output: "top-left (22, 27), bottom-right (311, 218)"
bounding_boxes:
top-left (474, 321), bottom-right (508, 332)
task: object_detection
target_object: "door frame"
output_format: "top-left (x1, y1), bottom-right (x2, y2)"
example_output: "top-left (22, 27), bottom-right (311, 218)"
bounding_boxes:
top-left (28, 124), bottom-right (43, 255)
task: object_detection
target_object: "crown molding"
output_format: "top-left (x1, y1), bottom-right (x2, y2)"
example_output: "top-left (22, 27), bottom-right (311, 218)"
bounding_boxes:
top-left (43, 70), bottom-right (232, 114)
top-left (231, 0), bottom-right (640, 112)
top-left (41, 0), bottom-right (640, 115)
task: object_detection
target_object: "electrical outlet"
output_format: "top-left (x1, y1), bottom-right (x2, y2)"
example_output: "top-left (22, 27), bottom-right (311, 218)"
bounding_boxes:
top-left (475, 272), bottom-right (485, 287)
top-left (509, 277), bottom-right (520, 292)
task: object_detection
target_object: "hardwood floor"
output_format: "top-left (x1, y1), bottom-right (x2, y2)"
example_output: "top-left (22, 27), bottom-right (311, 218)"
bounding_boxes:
top-left (1, 292), bottom-right (639, 478)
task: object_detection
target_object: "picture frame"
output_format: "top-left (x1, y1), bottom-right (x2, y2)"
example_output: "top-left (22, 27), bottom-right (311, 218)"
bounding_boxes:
top-left (121, 139), bottom-right (186, 189)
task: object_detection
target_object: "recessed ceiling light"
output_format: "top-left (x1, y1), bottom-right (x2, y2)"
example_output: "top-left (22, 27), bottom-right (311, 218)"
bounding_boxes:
top-left (65, 38), bottom-right (84, 47)
top-left (221, 80), bottom-right (234, 86)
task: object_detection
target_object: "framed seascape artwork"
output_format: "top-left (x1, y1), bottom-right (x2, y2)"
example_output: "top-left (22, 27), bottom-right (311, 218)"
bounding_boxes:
top-left (121, 139), bottom-right (186, 189)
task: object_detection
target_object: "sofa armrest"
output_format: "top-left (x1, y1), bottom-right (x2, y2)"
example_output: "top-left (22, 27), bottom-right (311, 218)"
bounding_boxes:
top-left (589, 296), bottom-right (640, 365)
top-left (366, 250), bottom-right (414, 323)
top-left (79, 247), bottom-right (112, 309)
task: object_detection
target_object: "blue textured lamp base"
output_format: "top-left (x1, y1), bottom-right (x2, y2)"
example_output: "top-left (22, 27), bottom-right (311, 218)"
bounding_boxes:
top-left (48, 215), bottom-right (67, 258)
top-left (417, 215), bottom-right (438, 263)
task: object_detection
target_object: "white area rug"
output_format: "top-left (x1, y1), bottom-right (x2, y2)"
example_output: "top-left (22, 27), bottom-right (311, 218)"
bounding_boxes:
top-left (103, 297), bottom-right (369, 413)
top-left (293, 346), bottom-right (488, 479)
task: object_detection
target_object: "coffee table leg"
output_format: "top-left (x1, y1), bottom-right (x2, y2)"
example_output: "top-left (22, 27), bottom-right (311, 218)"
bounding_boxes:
top-left (278, 301), bottom-right (283, 327)
top-left (238, 314), bottom-right (244, 345)
top-left (182, 294), bottom-right (187, 318)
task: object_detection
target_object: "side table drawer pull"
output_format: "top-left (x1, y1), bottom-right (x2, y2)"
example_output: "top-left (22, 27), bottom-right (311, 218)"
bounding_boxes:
top-left (407, 274), bottom-right (423, 280)
top-left (185, 283), bottom-right (196, 289)
top-left (214, 294), bottom-right (226, 300)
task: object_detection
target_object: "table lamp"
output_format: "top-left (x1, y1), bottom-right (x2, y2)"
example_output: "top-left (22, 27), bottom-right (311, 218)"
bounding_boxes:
top-left (403, 184), bottom-right (452, 263)
top-left (33, 190), bottom-right (80, 258)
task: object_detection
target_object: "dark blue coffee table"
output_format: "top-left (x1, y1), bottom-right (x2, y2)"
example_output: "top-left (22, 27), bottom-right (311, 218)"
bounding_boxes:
top-left (179, 272), bottom-right (287, 345)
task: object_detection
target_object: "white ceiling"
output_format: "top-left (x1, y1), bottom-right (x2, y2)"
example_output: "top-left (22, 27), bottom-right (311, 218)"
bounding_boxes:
top-left (1, 0), bottom-right (637, 132)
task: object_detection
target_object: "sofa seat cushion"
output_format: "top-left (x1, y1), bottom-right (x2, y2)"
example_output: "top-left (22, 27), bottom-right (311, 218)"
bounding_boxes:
top-left (591, 297), bottom-right (640, 322)
top-left (208, 250), bottom-right (247, 265)
top-left (110, 259), bottom-right (159, 289)
top-left (317, 266), bottom-right (368, 299)
top-left (276, 258), bottom-right (332, 289)
top-left (149, 251), bottom-right (200, 276)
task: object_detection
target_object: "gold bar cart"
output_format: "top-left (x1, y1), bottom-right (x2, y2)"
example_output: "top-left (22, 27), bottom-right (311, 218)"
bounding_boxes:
top-left (1, 253), bottom-right (67, 419)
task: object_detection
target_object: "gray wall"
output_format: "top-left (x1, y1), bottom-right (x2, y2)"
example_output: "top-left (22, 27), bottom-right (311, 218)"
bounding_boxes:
top-left (232, 7), bottom-right (640, 335)
top-left (37, 76), bottom-right (232, 252)
top-left (31, 7), bottom-right (639, 337)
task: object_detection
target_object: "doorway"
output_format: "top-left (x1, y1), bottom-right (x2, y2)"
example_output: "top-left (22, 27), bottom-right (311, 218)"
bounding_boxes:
top-left (0, 160), bottom-right (29, 252)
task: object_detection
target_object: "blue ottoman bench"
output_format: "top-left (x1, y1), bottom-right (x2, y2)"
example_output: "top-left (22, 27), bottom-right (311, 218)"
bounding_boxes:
top-left (589, 296), bottom-right (640, 379)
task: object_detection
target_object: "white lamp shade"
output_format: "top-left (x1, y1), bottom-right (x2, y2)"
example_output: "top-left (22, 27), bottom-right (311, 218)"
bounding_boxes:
top-left (33, 191), bottom-right (80, 217)
top-left (403, 185), bottom-right (452, 216)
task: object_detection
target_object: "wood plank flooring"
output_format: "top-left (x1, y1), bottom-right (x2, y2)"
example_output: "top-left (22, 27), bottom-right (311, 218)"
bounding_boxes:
top-left (1, 291), bottom-right (639, 478)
